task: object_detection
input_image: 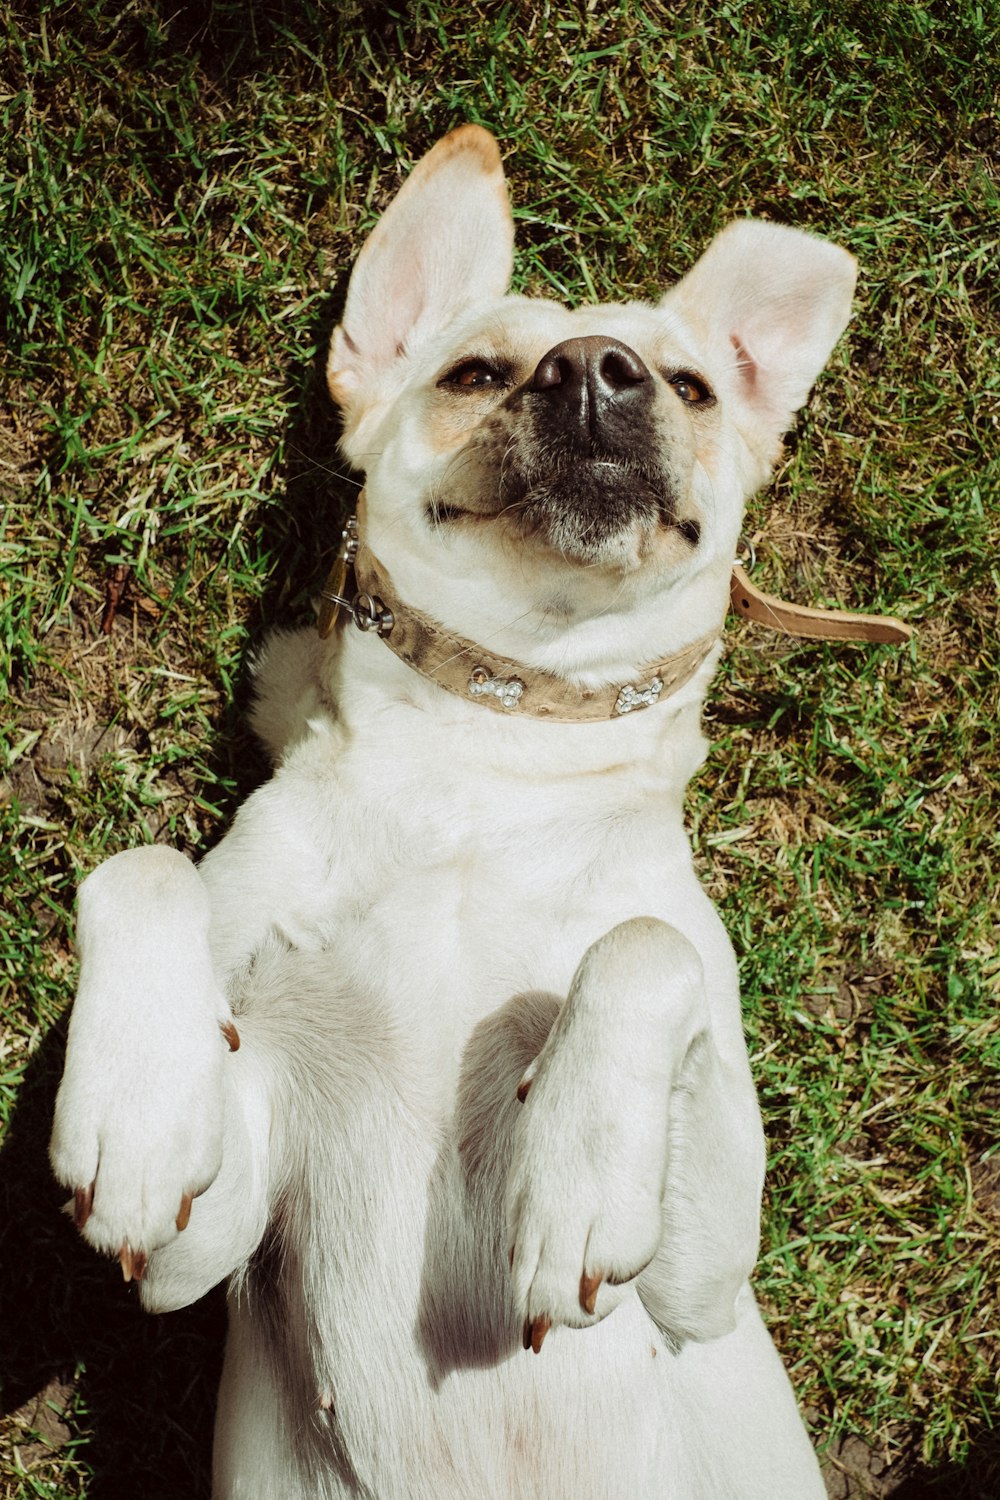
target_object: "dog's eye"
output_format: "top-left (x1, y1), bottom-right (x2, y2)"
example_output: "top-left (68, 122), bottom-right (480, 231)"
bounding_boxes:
top-left (668, 372), bottom-right (714, 406)
top-left (440, 359), bottom-right (507, 390)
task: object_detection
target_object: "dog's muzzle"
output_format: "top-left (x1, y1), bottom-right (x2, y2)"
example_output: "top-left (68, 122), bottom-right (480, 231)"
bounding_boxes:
top-left (492, 335), bottom-right (677, 560)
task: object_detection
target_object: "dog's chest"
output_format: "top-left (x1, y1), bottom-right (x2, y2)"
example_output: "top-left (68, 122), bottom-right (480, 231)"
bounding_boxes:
top-left (311, 737), bottom-right (700, 1025)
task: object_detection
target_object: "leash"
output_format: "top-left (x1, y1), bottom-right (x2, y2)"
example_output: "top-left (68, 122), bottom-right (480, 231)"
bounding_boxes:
top-left (728, 536), bottom-right (912, 645)
top-left (316, 515), bottom-right (913, 721)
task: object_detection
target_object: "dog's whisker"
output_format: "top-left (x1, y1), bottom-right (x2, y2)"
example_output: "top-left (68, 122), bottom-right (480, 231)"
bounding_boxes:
top-left (285, 444), bottom-right (364, 490)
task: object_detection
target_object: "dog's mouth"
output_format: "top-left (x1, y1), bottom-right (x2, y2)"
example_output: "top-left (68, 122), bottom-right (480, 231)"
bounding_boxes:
top-left (430, 336), bottom-right (703, 566)
top-left (500, 453), bottom-right (694, 561)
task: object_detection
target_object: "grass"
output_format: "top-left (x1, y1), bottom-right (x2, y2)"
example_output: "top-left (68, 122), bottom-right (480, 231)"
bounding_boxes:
top-left (1, 0), bottom-right (998, 1494)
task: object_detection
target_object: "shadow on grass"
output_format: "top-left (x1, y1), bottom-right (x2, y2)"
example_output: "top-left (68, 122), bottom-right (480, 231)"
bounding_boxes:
top-left (207, 322), bottom-right (354, 811)
top-left (824, 1426), bottom-right (1000, 1500)
top-left (889, 1439), bottom-right (1000, 1500)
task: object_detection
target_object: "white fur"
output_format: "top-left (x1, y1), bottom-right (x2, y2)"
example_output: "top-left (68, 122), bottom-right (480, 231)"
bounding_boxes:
top-left (51, 127), bottom-right (858, 1497)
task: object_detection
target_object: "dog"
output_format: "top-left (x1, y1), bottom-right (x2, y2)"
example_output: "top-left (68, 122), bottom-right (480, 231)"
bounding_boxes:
top-left (51, 126), bottom-right (857, 1497)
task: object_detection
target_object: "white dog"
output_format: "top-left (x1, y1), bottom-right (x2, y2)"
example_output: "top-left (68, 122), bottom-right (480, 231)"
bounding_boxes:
top-left (51, 126), bottom-right (858, 1497)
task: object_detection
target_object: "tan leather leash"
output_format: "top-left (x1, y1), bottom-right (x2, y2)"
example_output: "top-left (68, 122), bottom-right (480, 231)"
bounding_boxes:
top-left (729, 549), bottom-right (913, 645)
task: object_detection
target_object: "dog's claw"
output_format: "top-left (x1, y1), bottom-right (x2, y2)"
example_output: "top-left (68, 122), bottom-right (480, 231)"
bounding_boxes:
top-left (73, 1183), bottom-right (94, 1230)
top-left (531, 1316), bottom-right (550, 1354)
top-left (119, 1242), bottom-right (147, 1281)
top-left (220, 1019), bottom-right (240, 1052)
top-left (516, 1076), bottom-right (532, 1103)
top-left (176, 1191), bottom-right (194, 1232)
top-left (523, 1316), bottom-right (550, 1354)
top-left (580, 1269), bottom-right (602, 1315)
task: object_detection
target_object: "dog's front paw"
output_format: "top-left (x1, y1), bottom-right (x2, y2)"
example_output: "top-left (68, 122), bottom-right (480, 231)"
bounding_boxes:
top-left (506, 920), bottom-right (703, 1348)
top-left (50, 848), bottom-right (237, 1277)
top-left (506, 1063), bottom-right (667, 1348)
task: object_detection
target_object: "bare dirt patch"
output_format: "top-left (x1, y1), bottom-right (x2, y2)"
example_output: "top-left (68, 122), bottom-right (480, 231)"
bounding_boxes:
top-left (3, 1374), bottom-right (76, 1470)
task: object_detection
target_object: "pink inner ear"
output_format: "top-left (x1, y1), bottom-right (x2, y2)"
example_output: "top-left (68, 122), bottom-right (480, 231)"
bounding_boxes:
top-left (335, 133), bottom-right (514, 395)
top-left (383, 271), bottom-right (429, 364)
top-left (730, 335), bottom-right (758, 398)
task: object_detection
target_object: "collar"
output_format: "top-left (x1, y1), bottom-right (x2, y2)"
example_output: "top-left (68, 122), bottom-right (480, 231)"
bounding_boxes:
top-left (317, 516), bottom-right (912, 724)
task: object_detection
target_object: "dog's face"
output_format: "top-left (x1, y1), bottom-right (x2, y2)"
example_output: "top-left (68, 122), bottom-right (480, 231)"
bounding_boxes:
top-left (379, 298), bottom-right (714, 570)
top-left (328, 128), bottom-right (856, 673)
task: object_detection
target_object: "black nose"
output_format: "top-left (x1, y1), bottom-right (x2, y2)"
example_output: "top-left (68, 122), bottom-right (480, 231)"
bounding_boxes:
top-left (529, 337), bottom-right (651, 436)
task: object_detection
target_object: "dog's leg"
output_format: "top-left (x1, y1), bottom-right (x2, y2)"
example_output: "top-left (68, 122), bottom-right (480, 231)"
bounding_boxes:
top-left (50, 846), bottom-right (270, 1305)
top-left (506, 917), bottom-right (763, 1346)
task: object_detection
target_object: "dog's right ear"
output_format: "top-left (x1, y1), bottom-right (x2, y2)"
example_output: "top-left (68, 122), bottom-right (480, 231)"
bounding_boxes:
top-left (328, 126), bottom-right (514, 456)
top-left (665, 219), bottom-right (857, 478)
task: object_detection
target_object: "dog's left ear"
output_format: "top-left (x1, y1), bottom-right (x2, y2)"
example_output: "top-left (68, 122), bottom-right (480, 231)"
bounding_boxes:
top-left (328, 126), bottom-right (514, 455)
top-left (666, 220), bottom-right (856, 462)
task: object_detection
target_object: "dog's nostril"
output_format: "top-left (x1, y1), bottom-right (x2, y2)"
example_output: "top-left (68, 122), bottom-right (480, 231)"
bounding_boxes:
top-left (599, 347), bottom-right (647, 390)
top-left (532, 353), bottom-right (577, 391)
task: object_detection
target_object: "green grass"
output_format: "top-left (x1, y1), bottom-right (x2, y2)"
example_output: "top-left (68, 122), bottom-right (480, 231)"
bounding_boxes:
top-left (2, 1), bottom-right (998, 1494)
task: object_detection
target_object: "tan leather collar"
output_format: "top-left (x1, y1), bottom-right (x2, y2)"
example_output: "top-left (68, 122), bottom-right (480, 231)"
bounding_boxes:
top-left (348, 543), bottom-right (720, 721)
top-left (317, 515), bottom-right (913, 723)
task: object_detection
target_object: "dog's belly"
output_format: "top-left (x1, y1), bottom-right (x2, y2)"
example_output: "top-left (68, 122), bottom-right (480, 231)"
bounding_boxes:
top-left (219, 1009), bottom-right (810, 1500)
top-left (219, 1279), bottom-right (692, 1499)
top-left (217, 1301), bottom-right (816, 1500)
top-left (207, 746), bottom-right (789, 1495)
top-left (219, 889), bottom-right (769, 1500)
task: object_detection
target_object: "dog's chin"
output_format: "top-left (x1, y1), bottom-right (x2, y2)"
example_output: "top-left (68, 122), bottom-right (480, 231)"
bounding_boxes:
top-left (497, 465), bottom-right (697, 569)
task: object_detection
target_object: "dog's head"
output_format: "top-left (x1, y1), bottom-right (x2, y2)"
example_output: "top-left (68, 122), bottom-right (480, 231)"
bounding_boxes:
top-left (327, 127), bottom-right (855, 680)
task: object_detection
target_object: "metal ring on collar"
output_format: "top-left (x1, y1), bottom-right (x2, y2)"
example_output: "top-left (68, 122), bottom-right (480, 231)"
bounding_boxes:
top-left (735, 534), bottom-right (757, 572)
top-left (351, 593), bottom-right (395, 637)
